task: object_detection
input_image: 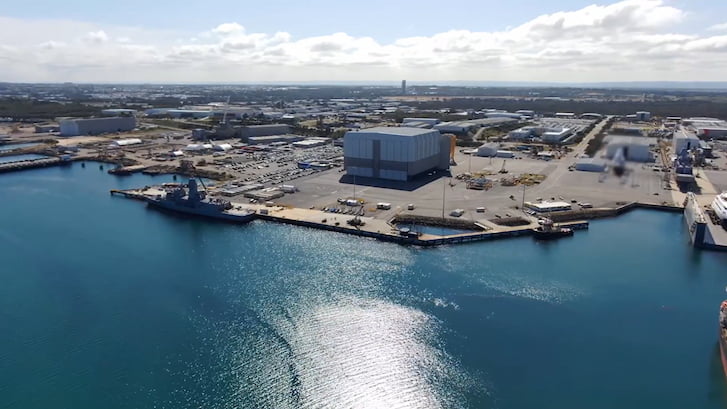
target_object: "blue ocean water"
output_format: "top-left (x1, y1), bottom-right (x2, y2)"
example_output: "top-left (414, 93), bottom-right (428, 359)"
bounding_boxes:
top-left (1, 163), bottom-right (727, 408)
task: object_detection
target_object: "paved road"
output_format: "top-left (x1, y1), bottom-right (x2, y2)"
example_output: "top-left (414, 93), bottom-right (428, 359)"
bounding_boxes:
top-left (528, 116), bottom-right (611, 198)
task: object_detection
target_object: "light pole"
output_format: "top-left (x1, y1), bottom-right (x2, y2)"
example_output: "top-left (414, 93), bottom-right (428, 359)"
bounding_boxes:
top-left (521, 184), bottom-right (526, 211)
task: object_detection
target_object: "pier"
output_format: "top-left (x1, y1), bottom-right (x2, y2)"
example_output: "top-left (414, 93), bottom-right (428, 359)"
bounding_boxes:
top-left (111, 186), bottom-right (588, 247)
top-left (0, 157), bottom-right (64, 173)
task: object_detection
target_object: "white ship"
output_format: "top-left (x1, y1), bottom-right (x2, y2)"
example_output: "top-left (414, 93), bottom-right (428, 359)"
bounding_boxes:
top-left (712, 192), bottom-right (727, 227)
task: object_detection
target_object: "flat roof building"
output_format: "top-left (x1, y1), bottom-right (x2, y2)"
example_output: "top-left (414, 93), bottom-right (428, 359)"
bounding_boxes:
top-left (344, 127), bottom-right (450, 181)
top-left (673, 131), bottom-right (701, 153)
top-left (247, 134), bottom-right (303, 145)
top-left (110, 138), bottom-right (142, 147)
top-left (575, 157), bottom-right (608, 172)
top-left (605, 135), bottom-right (654, 162)
top-left (59, 116), bottom-right (136, 137)
top-left (239, 124), bottom-right (291, 140)
top-left (102, 109), bottom-right (137, 116)
top-left (524, 201), bottom-right (572, 212)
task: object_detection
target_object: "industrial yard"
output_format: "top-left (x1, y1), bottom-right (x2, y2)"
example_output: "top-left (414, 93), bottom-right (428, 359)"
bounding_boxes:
top-left (3, 92), bottom-right (727, 248)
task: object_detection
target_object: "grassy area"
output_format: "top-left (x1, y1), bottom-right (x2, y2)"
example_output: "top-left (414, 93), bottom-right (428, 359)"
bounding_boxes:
top-left (0, 99), bottom-right (101, 120)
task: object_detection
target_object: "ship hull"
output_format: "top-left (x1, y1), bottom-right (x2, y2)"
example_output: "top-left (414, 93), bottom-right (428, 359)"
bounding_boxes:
top-left (146, 198), bottom-right (255, 223)
top-left (532, 228), bottom-right (573, 240)
top-left (720, 331), bottom-right (727, 380)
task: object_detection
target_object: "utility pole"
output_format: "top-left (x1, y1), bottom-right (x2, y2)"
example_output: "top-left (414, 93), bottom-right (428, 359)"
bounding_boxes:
top-left (521, 184), bottom-right (526, 211)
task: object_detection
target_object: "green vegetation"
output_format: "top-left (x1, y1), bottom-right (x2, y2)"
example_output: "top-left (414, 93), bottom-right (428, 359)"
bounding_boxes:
top-left (584, 117), bottom-right (617, 157)
top-left (413, 98), bottom-right (727, 119)
top-left (0, 99), bottom-right (101, 120)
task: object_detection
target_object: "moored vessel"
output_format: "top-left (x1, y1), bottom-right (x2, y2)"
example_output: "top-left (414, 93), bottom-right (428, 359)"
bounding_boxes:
top-left (146, 178), bottom-right (255, 223)
top-left (532, 218), bottom-right (573, 240)
top-left (674, 144), bottom-right (696, 184)
top-left (719, 301), bottom-right (727, 379)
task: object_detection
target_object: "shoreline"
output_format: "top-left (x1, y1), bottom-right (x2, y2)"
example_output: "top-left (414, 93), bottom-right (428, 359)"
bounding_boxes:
top-left (110, 185), bottom-right (693, 248)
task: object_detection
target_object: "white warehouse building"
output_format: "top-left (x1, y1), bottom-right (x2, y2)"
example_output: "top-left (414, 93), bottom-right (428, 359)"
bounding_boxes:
top-left (605, 135), bottom-right (654, 162)
top-left (476, 142), bottom-right (499, 157)
top-left (344, 127), bottom-right (450, 181)
top-left (673, 131), bottom-right (701, 153)
top-left (60, 117), bottom-right (136, 136)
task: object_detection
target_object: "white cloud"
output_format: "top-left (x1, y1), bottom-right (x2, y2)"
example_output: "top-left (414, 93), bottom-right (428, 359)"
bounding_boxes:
top-left (212, 22), bottom-right (245, 36)
top-left (708, 22), bottom-right (727, 32)
top-left (0, 0), bottom-right (724, 82)
top-left (84, 30), bottom-right (109, 44)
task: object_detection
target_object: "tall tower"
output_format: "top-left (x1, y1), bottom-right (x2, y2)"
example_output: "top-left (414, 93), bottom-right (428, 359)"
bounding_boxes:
top-left (401, 80), bottom-right (407, 95)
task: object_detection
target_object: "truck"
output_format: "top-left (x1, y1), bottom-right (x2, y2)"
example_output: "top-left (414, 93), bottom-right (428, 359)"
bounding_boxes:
top-left (376, 202), bottom-right (392, 210)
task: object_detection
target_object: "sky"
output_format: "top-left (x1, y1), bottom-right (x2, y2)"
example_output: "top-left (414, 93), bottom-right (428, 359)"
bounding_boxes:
top-left (2, 0), bottom-right (727, 83)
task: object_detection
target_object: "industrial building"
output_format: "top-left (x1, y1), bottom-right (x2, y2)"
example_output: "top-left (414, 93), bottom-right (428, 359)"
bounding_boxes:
top-left (34, 124), bottom-right (59, 133)
top-left (636, 111), bottom-right (651, 121)
top-left (403, 118), bottom-right (440, 126)
top-left (541, 128), bottom-right (573, 143)
top-left (433, 118), bottom-right (517, 135)
top-left (247, 134), bottom-right (303, 145)
top-left (508, 126), bottom-right (573, 144)
top-left (59, 117), bottom-right (136, 136)
top-left (109, 138), bottom-right (142, 147)
top-left (476, 143), bottom-right (499, 157)
top-left (605, 135), bottom-right (654, 162)
top-left (682, 117), bottom-right (727, 139)
top-left (524, 201), bottom-right (572, 213)
top-left (239, 124), bottom-right (291, 140)
top-left (344, 127), bottom-right (450, 181)
top-left (102, 109), bottom-right (136, 116)
top-left (515, 110), bottom-right (535, 117)
top-left (673, 131), bottom-right (701, 153)
top-left (402, 118), bottom-right (440, 128)
top-left (575, 157), bottom-right (608, 172)
top-left (484, 112), bottom-right (523, 120)
top-left (292, 137), bottom-right (330, 149)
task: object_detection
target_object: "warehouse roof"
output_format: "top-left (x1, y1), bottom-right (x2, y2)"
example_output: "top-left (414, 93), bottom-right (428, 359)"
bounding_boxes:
top-left (354, 126), bottom-right (437, 136)
top-left (605, 135), bottom-right (653, 146)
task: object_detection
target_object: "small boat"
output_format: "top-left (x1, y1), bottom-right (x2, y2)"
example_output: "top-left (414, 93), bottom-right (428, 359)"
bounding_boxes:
top-left (532, 218), bottom-right (573, 240)
top-left (719, 301), bottom-right (727, 379)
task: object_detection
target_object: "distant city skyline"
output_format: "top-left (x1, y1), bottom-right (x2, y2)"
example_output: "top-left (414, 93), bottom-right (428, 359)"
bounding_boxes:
top-left (2, 0), bottom-right (727, 83)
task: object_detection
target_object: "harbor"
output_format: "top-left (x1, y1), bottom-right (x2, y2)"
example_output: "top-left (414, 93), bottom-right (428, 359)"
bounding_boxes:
top-left (110, 176), bottom-right (727, 251)
top-left (4, 163), bottom-right (727, 409)
top-left (112, 182), bottom-right (603, 246)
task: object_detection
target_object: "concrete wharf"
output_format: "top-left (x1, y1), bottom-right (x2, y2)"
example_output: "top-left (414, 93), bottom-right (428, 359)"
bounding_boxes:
top-left (111, 186), bottom-right (588, 246)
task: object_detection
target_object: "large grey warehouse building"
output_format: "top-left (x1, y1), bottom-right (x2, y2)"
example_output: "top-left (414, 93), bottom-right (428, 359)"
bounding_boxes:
top-left (344, 127), bottom-right (450, 181)
top-left (239, 124), bottom-right (291, 140)
top-left (59, 117), bottom-right (136, 136)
